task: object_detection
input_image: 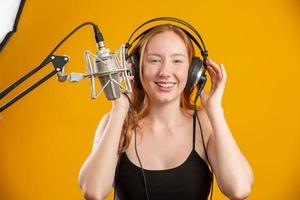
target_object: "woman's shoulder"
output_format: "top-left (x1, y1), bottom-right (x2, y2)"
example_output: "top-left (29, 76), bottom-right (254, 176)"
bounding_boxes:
top-left (187, 108), bottom-right (213, 139)
top-left (197, 108), bottom-right (210, 121)
top-left (186, 108), bottom-right (211, 124)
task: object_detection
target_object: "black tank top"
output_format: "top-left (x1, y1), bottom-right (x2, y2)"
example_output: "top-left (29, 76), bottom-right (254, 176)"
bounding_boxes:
top-left (114, 115), bottom-right (212, 200)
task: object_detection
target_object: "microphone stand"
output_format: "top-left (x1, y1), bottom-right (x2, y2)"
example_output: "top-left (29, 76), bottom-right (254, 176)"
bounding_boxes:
top-left (0, 54), bottom-right (69, 113)
top-left (0, 22), bottom-right (132, 114)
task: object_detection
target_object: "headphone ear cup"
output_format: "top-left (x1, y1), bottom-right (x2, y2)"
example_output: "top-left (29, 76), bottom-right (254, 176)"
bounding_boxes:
top-left (184, 57), bottom-right (207, 92)
top-left (128, 51), bottom-right (143, 90)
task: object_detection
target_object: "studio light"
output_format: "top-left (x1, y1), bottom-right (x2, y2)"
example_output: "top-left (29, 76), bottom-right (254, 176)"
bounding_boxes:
top-left (0, 0), bottom-right (26, 53)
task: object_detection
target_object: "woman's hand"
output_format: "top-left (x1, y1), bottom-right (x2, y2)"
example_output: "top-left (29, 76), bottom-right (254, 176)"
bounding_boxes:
top-left (200, 59), bottom-right (227, 113)
top-left (111, 62), bottom-right (134, 115)
top-left (111, 93), bottom-right (131, 113)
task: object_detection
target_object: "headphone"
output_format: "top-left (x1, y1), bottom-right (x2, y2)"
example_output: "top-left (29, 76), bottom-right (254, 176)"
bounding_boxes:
top-left (125, 17), bottom-right (209, 93)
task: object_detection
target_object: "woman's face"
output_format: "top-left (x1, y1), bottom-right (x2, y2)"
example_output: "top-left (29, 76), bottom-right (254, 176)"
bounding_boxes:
top-left (141, 30), bottom-right (190, 105)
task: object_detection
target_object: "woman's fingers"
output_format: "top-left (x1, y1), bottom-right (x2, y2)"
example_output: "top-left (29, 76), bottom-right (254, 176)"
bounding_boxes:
top-left (204, 59), bottom-right (228, 95)
top-left (206, 65), bottom-right (217, 92)
top-left (206, 59), bottom-right (227, 88)
top-left (206, 59), bottom-right (223, 81)
top-left (220, 63), bottom-right (227, 84)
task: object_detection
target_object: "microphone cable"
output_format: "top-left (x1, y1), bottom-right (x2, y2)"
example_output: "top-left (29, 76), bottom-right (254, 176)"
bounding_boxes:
top-left (39, 22), bottom-right (102, 67)
top-left (113, 93), bottom-right (150, 200)
top-left (194, 88), bottom-right (214, 200)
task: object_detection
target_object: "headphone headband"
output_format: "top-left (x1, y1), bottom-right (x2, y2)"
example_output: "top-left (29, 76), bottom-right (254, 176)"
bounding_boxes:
top-left (126, 17), bottom-right (208, 59)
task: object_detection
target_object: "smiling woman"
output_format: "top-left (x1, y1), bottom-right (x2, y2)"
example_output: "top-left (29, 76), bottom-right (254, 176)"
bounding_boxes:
top-left (78, 18), bottom-right (254, 200)
top-left (139, 28), bottom-right (191, 104)
top-left (0, 0), bottom-right (298, 199)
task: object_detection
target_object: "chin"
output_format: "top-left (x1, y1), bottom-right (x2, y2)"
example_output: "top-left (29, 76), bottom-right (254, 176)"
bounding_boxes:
top-left (145, 84), bottom-right (184, 105)
top-left (151, 93), bottom-right (181, 105)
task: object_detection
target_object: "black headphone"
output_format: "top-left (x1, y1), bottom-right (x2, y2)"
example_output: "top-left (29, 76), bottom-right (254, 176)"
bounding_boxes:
top-left (125, 17), bottom-right (209, 93)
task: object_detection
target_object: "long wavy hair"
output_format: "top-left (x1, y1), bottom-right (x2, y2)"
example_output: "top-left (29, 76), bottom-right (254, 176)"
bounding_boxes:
top-left (117, 24), bottom-right (201, 154)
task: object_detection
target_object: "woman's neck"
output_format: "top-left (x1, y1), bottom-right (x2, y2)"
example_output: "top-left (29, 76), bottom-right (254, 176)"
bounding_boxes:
top-left (146, 99), bottom-right (187, 128)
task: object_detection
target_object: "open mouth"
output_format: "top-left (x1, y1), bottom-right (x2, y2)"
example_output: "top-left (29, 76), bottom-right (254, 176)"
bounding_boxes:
top-left (155, 81), bottom-right (177, 89)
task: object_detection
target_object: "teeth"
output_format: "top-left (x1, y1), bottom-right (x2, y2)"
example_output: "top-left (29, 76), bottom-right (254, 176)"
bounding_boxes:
top-left (156, 82), bottom-right (175, 88)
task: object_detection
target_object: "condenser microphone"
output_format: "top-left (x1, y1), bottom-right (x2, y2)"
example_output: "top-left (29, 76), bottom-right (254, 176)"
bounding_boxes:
top-left (94, 47), bottom-right (121, 100)
top-left (54, 24), bottom-right (132, 100)
top-left (91, 25), bottom-right (119, 100)
top-left (84, 25), bottom-right (132, 100)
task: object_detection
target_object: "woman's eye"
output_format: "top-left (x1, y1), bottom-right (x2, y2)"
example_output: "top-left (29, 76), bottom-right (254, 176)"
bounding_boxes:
top-left (150, 59), bottom-right (160, 63)
top-left (173, 60), bottom-right (183, 64)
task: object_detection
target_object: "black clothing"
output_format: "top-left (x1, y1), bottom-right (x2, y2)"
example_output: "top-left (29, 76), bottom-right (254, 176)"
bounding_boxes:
top-left (115, 115), bottom-right (212, 200)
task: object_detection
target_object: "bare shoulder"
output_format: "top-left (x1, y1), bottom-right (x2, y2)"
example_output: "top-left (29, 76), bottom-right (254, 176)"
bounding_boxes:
top-left (197, 108), bottom-right (213, 133)
top-left (194, 108), bottom-right (214, 149)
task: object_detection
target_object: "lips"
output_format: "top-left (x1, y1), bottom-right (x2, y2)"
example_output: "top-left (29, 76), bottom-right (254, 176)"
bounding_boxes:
top-left (154, 81), bottom-right (177, 89)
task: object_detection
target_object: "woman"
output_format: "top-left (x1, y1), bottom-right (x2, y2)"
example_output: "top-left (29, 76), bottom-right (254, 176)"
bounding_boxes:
top-left (78, 23), bottom-right (254, 200)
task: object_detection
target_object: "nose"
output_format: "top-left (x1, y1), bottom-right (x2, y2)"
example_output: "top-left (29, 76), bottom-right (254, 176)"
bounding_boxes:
top-left (158, 62), bottom-right (170, 78)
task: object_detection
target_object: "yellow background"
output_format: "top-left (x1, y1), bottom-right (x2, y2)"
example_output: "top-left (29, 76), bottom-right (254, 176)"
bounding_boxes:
top-left (0, 0), bottom-right (299, 199)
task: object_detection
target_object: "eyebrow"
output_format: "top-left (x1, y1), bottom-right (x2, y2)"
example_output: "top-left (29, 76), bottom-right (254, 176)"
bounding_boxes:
top-left (147, 53), bottom-right (186, 57)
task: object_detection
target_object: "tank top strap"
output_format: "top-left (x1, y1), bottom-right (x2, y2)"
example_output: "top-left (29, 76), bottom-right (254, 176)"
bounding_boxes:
top-left (192, 114), bottom-right (196, 150)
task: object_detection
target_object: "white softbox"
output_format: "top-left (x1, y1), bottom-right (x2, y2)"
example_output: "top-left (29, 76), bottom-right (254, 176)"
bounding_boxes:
top-left (0, 0), bottom-right (25, 52)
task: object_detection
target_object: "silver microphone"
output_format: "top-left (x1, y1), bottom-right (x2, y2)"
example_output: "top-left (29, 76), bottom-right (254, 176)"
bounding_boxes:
top-left (54, 44), bottom-right (132, 100)
top-left (84, 44), bottom-right (132, 100)
top-left (95, 47), bottom-right (120, 100)
top-left (54, 24), bottom-right (132, 100)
